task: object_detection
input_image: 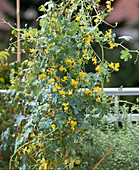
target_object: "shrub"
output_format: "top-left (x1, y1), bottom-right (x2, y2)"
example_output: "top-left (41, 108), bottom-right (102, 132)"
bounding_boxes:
top-left (75, 121), bottom-right (139, 169)
top-left (0, 0), bottom-right (139, 169)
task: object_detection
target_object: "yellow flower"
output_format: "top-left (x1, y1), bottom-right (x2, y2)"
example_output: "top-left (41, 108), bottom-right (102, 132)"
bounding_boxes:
top-left (71, 79), bottom-right (78, 88)
top-left (71, 120), bottom-right (77, 126)
top-left (29, 48), bottom-right (35, 53)
top-left (93, 86), bottom-right (100, 91)
top-left (62, 102), bottom-right (69, 111)
top-left (71, 120), bottom-right (77, 129)
top-left (59, 90), bottom-right (66, 95)
top-left (95, 65), bottom-right (102, 74)
top-left (30, 133), bottom-right (35, 138)
top-left (76, 16), bottom-right (80, 21)
top-left (59, 90), bottom-right (66, 98)
top-left (106, 3), bottom-right (113, 13)
top-left (59, 66), bottom-right (67, 72)
top-left (64, 106), bottom-right (68, 111)
top-left (38, 153), bottom-right (42, 158)
top-left (61, 76), bottom-right (68, 83)
top-left (23, 147), bottom-right (27, 154)
top-left (95, 0), bottom-right (101, 2)
top-left (55, 76), bottom-right (60, 81)
top-left (48, 78), bottom-right (55, 84)
top-left (23, 30), bottom-right (28, 37)
top-left (79, 72), bottom-right (85, 80)
top-left (51, 17), bottom-right (58, 24)
top-left (108, 62), bottom-right (120, 71)
top-left (109, 41), bottom-right (115, 49)
top-left (40, 157), bottom-right (46, 164)
top-left (105, 29), bottom-right (112, 39)
top-left (51, 124), bottom-right (56, 131)
top-left (47, 68), bottom-right (54, 75)
top-left (39, 73), bottom-right (46, 80)
top-left (86, 5), bottom-right (91, 9)
top-left (37, 141), bottom-right (42, 147)
top-left (106, 1), bottom-right (111, 5)
top-left (94, 16), bottom-right (101, 24)
top-left (94, 18), bottom-right (99, 23)
top-left (53, 83), bottom-right (60, 92)
top-left (108, 62), bottom-right (114, 69)
top-left (96, 97), bottom-right (101, 101)
top-left (83, 49), bottom-right (87, 55)
top-left (68, 89), bottom-right (73, 95)
top-left (83, 55), bottom-right (90, 60)
top-left (65, 58), bottom-right (72, 63)
top-left (92, 56), bottom-right (97, 65)
top-left (85, 35), bottom-right (92, 46)
top-left (44, 163), bottom-right (48, 170)
top-left (69, 62), bottom-right (75, 70)
top-left (106, 1), bottom-right (113, 12)
top-left (65, 59), bottom-right (75, 70)
top-left (71, 0), bottom-right (74, 4)
top-left (98, 90), bottom-right (102, 95)
top-left (62, 102), bottom-right (69, 107)
top-left (85, 89), bottom-right (92, 95)
top-left (114, 63), bottom-right (120, 71)
top-left (85, 78), bottom-right (89, 83)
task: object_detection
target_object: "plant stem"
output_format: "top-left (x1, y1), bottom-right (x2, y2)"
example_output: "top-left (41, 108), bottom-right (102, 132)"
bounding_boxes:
top-left (9, 128), bottom-right (58, 170)
top-left (99, 43), bottom-right (104, 62)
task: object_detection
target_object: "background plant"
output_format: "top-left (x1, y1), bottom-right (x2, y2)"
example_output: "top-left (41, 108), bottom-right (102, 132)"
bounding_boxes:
top-left (0, 0), bottom-right (139, 169)
top-left (0, 56), bottom-right (20, 168)
top-left (74, 120), bottom-right (139, 170)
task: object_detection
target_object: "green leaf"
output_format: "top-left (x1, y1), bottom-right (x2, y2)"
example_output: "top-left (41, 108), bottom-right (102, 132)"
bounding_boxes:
top-left (0, 77), bottom-right (5, 83)
top-left (39, 119), bottom-right (51, 130)
top-left (29, 28), bottom-right (37, 37)
top-left (71, 149), bottom-right (76, 156)
top-left (15, 114), bottom-right (26, 126)
top-left (23, 128), bottom-right (32, 140)
top-left (14, 135), bottom-right (24, 153)
top-left (136, 97), bottom-right (139, 103)
top-left (38, 5), bottom-right (47, 12)
top-left (74, 157), bottom-right (81, 165)
top-left (11, 29), bottom-right (17, 36)
top-left (69, 161), bottom-right (74, 169)
top-left (0, 51), bottom-right (9, 63)
top-left (14, 156), bottom-right (19, 168)
top-left (120, 49), bottom-right (132, 61)
top-left (119, 36), bottom-right (132, 41)
top-left (42, 103), bottom-right (50, 111)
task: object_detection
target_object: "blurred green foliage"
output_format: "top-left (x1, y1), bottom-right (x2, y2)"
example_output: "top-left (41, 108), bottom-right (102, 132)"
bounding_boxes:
top-left (75, 121), bottom-right (139, 169)
top-left (0, 0), bottom-right (139, 87)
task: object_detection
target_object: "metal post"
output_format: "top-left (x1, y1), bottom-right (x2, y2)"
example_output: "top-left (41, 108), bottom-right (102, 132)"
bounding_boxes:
top-left (114, 95), bottom-right (119, 130)
top-left (16, 0), bottom-right (21, 62)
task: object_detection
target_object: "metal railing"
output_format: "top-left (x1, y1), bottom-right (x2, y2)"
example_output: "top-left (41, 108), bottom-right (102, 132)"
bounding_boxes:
top-left (0, 89), bottom-right (7, 93)
top-left (103, 87), bottom-right (139, 122)
top-left (1, 87), bottom-right (139, 122)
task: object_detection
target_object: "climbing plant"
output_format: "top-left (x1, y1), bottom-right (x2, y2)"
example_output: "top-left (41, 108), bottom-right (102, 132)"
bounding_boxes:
top-left (1, 0), bottom-right (139, 169)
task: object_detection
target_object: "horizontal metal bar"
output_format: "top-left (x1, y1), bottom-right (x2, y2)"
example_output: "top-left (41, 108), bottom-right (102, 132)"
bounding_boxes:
top-left (0, 89), bottom-right (7, 93)
top-left (91, 114), bottom-right (139, 122)
top-left (1, 88), bottom-right (139, 95)
top-left (105, 114), bottom-right (139, 122)
top-left (103, 87), bottom-right (139, 96)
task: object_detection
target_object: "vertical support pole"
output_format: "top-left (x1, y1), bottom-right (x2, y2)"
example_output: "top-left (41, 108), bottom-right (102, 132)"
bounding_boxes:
top-left (114, 95), bottom-right (119, 130)
top-left (17, 0), bottom-right (21, 62)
